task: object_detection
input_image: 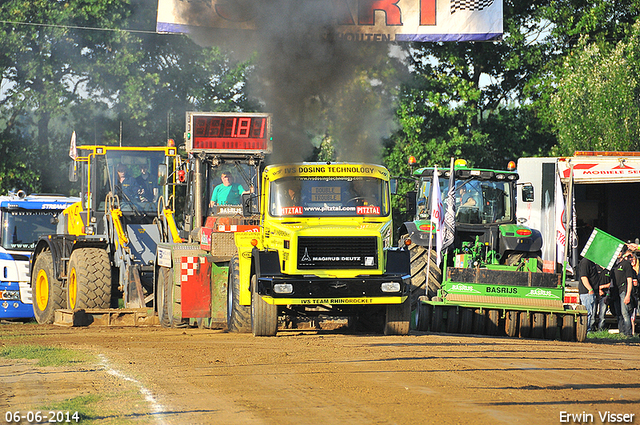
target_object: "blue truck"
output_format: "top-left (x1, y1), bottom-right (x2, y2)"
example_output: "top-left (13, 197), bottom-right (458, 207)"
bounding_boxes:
top-left (0, 191), bottom-right (78, 319)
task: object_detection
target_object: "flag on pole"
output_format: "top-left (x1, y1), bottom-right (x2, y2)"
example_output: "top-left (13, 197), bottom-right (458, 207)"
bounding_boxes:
top-left (69, 131), bottom-right (77, 160)
top-left (555, 171), bottom-right (566, 264)
top-left (430, 166), bottom-right (444, 266)
top-left (442, 157), bottom-right (456, 253)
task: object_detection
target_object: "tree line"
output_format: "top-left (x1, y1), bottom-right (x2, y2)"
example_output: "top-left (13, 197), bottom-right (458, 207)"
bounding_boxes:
top-left (1, 0), bottom-right (640, 195)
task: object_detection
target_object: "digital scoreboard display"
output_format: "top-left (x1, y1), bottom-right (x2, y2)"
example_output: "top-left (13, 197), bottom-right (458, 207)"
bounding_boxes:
top-left (186, 112), bottom-right (272, 153)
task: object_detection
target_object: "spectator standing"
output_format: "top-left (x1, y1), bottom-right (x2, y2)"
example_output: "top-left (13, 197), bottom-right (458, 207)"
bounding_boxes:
top-left (595, 268), bottom-right (612, 331)
top-left (611, 249), bottom-right (635, 337)
top-left (577, 257), bottom-right (598, 332)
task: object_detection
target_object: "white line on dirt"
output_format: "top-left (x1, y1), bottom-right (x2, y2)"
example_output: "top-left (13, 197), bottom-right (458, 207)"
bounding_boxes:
top-left (98, 354), bottom-right (167, 424)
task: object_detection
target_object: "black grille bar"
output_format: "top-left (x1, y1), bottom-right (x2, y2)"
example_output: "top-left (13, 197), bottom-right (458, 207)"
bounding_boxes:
top-left (297, 236), bottom-right (378, 269)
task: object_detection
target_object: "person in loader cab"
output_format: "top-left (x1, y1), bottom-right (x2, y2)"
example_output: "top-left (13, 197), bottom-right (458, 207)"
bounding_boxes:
top-left (209, 172), bottom-right (244, 206)
top-left (115, 163), bottom-right (142, 202)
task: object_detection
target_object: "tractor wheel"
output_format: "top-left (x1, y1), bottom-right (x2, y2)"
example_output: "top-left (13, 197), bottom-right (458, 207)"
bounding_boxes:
top-left (251, 275), bottom-right (278, 336)
top-left (504, 310), bottom-right (518, 337)
top-left (227, 255), bottom-right (251, 333)
top-left (446, 307), bottom-right (460, 333)
top-left (545, 313), bottom-right (558, 340)
top-left (401, 237), bottom-right (442, 309)
top-left (32, 251), bottom-right (64, 324)
top-left (561, 314), bottom-right (575, 341)
top-left (385, 297), bottom-right (410, 335)
top-left (531, 313), bottom-right (545, 339)
top-left (415, 301), bottom-right (432, 331)
top-left (67, 248), bottom-right (111, 310)
top-left (459, 308), bottom-right (473, 335)
top-left (156, 267), bottom-right (171, 328)
top-left (575, 305), bottom-right (588, 342)
top-left (518, 312), bottom-right (531, 338)
top-left (486, 309), bottom-right (500, 336)
top-left (472, 309), bottom-right (486, 335)
top-left (432, 306), bottom-right (444, 333)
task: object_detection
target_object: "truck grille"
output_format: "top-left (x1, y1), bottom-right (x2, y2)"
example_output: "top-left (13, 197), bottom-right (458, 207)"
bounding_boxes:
top-left (296, 236), bottom-right (378, 269)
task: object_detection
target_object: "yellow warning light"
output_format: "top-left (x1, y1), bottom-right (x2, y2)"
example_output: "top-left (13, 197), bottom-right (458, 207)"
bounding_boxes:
top-left (507, 161), bottom-right (516, 171)
top-left (408, 156), bottom-right (417, 166)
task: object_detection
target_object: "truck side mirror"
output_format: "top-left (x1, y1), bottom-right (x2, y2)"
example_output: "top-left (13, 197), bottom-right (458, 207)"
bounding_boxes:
top-left (157, 164), bottom-right (168, 185)
top-left (406, 191), bottom-right (417, 216)
top-left (522, 184), bottom-right (534, 202)
top-left (69, 162), bottom-right (79, 182)
top-left (242, 192), bottom-right (259, 216)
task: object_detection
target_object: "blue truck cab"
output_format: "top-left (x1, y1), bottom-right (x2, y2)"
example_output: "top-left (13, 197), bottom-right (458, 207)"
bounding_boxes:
top-left (0, 191), bottom-right (78, 319)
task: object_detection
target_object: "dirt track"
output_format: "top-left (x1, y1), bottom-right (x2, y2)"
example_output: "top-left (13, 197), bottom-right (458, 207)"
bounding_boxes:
top-left (2, 323), bottom-right (639, 425)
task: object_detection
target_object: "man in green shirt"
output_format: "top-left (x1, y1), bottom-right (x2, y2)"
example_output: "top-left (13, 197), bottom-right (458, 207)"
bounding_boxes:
top-left (209, 172), bottom-right (244, 206)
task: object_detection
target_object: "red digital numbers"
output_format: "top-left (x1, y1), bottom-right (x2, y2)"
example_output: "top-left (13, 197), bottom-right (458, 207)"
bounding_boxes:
top-left (193, 116), bottom-right (266, 139)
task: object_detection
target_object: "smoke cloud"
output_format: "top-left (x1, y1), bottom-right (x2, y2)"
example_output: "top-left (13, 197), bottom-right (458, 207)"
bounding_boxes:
top-left (184, 0), bottom-right (402, 164)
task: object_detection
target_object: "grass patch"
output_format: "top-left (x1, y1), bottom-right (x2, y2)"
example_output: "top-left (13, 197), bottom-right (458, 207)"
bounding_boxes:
top-left (0, 344), bottom-right (92, 367)
top-left (586, 329), bottom-right (640, 343)
top-left (41, 395), bottom-right (101, 422)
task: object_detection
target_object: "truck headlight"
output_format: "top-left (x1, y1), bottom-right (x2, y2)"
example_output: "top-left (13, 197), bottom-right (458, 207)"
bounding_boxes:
top-left (273, 283), bottom-right (293, 294)
top-left (381, 282), bottom-right (400, 293)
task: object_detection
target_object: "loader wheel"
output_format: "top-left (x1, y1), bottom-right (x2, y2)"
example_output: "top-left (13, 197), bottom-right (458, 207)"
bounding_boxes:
top-left (575, 305), bottom-right (588, 342)
top-left (227, 255), bottom-right (251, 333)
top-left (561, 314), bottom-right (575, 341)
top-left (251, 275), bottom-right (277, 336)
top-left (67, 248), bottom-right (111, 310)
top-left (459, 308), bottom-right (474, 335)
top-left (518, 312), bottom-right (531, 338)
top-left (486, 309), bottom-right (500, 336)
top-left (504, 310), bottom-right (518, 337)
top-left (156, 267), bottom-right (171, 328)
top-left (384, 297), bottom-right (410, 335)
top-left (545, 313), bottom-right (558, 340)
top-left (32, 251), bottom-right (63, 324)
top-left (401, 237), bottom-right (442, 309)
top-left (472, 309), bottom-right (486, 335)
top-left (531, 313), bottom-right (545, 339)
top-left (416, 301), bottom-right (432, 331)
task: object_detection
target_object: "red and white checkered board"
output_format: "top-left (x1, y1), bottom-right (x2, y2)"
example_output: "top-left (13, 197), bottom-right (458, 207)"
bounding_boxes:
top-left (181, 256), bottom-right (205, 282)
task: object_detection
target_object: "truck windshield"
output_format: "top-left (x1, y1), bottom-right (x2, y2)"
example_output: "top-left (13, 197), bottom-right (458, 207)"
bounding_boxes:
top-left (417, 178), bottom-right (512, 224)
top-left (269, 177), bottom-right (389, 218)
top-left (1, 211), bottom-right (59, 251)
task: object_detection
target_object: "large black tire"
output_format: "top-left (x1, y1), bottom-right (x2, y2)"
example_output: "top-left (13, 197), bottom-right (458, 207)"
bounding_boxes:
top-left (575, 305), bottom-right (588, 342)
top-left (545, 313), bottom-right (558, 340)
top-left (415, 301), bottom-right (432, 331)
top-left (32, 251), bottom-right (64, 324)
top-left (504, 310), bottom-right (518, 337)
top-left (472, 309), bottom-right (486, 335)
top-left (519, 312), bottom-right (531, 338)
top-left (432, 306), bottom-right (444, 333)
top-left (402, 238), bottom-right (442, 309)
top-left (561, 314), bottom-right (575, 341)
top-left (446, 307), bottom-right (460, 333)
top-left (384, 298), bottom-right (410, 335)
top-left (486, 309), bottom-right (500, 336)
top-left (227, 255), bottom-right (251, 333)
top-left (251, 275), bottom-right (278, 336)
top-left (67, 248), bottom-right (111, 310)
top-left (459, 308), bottom-right (473, 335)
top-left (157, 267), bottom-right (171, 328)
top-left (531, 313), bottom-right (545, 339)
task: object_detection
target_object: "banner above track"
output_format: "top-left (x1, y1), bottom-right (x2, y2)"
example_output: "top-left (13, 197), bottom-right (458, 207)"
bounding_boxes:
top-left (156, 0), bottom-right (503, 42)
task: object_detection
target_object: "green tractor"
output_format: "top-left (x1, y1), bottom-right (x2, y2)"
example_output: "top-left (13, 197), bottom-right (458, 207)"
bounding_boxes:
top-left (397, 159), bottom-right (587, 341)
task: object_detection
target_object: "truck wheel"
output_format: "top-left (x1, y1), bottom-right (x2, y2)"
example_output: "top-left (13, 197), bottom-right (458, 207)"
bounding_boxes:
top-left (486, 309), bottom-right (500, 336)
top-left (32, 251), bottom-right (63, 324)
top-left (575, 305), bottom-right (587, 342)
top-left (545, 313), bottom-right (558, 340)
top-left (67, 248), bottom-right (111, 310)
top-left (416, 302), bottom-right (432, 331)
top-left (561, 314), bottom-right (575, 341)
top-left (227, 255), bottom-right (251, 333)
top-left (518, 312), bottom-right (531, 338)
top-left (459, 308), bottom-right (473, 334)
top-left (446, 307), bottom-right (459, 333)
top-left (157, 267), bottom-right (171, 328)
top-left (384, 298), bottom-right (410, 335)
top-left (402, 238), bottom-right (442, 308)
top-left (472, 309), bottom-right (486, 335)
top-left (531, 313), bottom-right (545, 339)
top-left (504, 310), bottom-right (518, 337)
top-left (251, 275), bottom-right (277, 336)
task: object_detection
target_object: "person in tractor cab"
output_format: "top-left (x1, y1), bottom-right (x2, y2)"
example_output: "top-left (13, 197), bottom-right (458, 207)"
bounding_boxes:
top-left (209, 172), bottom-right (245, 206)
top-left (115, 163), bottom-right (143, 202)
top-left (136, 163), bottom-right (156, 203)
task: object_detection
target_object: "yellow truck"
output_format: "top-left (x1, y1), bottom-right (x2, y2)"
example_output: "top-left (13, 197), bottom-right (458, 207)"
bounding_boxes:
top-left (229, 162), bottom-right (411, 336)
